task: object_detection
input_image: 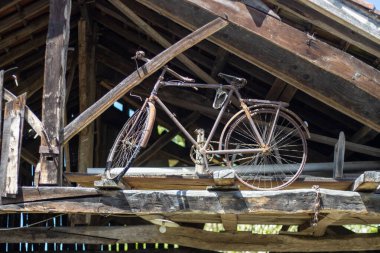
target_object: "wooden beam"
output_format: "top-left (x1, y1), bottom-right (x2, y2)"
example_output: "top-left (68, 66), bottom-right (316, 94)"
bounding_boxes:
top-left (1, 187), bottom-right (378, 217)
top-left (266, 0), bottom-right (380, 58)
top-left (77, 18), bottom-right (96, 173)
top-left (137, 0), bottom-right (380, 131)
top-left (0, 0), bottom-right (49, 34)
top-left (1, 225), bottom-right (380, 252)
top-left (0, 94), bottom-right (26, 197)
top-left (3, 88), bottom-right (45, 142)
top-left (109, 0), bottom-right (217, 84)
top-left (352, 171), bottom-right (380, 192)
top-left (62, 17), bottom-right (228, 144)
top-left (298, 213), bottom-right (345, 236)
top-left (39, 0), bottom-right (71, 185)
top-left (0, 0), bottom-right (23, 13)
top-left (297, 0), bottom-right (380, 44)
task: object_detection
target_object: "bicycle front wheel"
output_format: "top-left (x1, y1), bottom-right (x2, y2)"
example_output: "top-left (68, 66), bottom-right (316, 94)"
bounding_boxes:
top-left (224, 108), bottom-right (307, 190)
top-left (105, 101), bottom-right (154, 181)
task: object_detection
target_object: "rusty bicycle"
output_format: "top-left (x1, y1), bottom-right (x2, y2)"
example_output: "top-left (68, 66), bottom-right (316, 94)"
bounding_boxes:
top-left (102, 51), bottom-right (310, 190)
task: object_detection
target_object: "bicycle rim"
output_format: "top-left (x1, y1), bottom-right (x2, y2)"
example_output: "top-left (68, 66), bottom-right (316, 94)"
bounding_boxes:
top-left (105, 104), bottom-right (150, 180)
top-left (224, 108), bottom-right (307, 190)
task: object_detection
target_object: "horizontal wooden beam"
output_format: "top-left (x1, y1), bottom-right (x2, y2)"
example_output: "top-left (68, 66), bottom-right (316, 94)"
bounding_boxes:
top-left (137, 0), bottom-right (380, 131)
top-left (352, 171), bottom-right (380, 192)
top-left (0, 187), bottom-right (378, 217)
top-left (1, 225), bottom-right (380, 252)
top-left (62, 17), bottom-right (228, 144)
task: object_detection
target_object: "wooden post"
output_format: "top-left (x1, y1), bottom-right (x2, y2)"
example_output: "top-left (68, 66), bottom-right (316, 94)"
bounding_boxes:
top-left (0, 70), bottom-right (3, 148)
top-left (77, 18), bottom-right (96, 173)
top-left (39, 0), bottom-right (71, 185)
top-left (0, 94), bottom-right (26, 197)
top-left (63, 17), bottom-right (228, 144)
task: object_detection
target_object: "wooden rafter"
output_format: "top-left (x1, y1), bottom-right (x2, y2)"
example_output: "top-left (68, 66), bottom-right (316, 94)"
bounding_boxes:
top-left (137, 0), bottom-right (380, 132)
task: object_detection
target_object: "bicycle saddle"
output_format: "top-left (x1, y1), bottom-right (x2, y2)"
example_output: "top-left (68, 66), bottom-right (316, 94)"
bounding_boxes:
top-left (218, 73), bottom-right (247, 88)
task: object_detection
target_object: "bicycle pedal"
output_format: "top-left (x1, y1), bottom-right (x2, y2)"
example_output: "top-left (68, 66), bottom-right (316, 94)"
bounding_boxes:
top-left (94, 178), bottom-right (126, 190)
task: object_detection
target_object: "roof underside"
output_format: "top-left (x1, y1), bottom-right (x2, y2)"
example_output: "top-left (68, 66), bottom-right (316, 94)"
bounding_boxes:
top-left (0, 0), bottom-right (379, 170)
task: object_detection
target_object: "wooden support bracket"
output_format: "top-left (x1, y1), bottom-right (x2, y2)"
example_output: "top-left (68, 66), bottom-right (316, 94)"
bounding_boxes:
top-left (296, 213), bottom-right (345, 236)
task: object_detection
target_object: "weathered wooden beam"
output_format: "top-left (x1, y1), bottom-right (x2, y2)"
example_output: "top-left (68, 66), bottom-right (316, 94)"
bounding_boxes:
top-left (0, 94), bottom-right (26, 197)
top-left (137, 0), bottom-right (380, 131)
top-left (266, 0), bottom-right (380, 58)
top-left (1, 225), bottom-right (380, 252)
top-left (352, 171), bottom-right (380, 192)
top-left (297, 0), bottom-right (380, 44)
top-left (0, 0), bottom-right (23, 13)
top-left (3, 88), bottom-right (45, 141)
top-left (1, 187), bottom-right (378, 217)
top-left (39, 0), bottom-right (71, 185)
top-left (62, 17), bottom-right (228, 144)
top-left (0, 0), bottom-right (49, 34)
top-left (77, 18), bottom-right (96, 173)
top-left (109, 0), bottom-right (217, 84)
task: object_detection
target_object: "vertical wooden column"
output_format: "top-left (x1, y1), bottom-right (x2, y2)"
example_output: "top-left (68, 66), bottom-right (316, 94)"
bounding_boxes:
top-left (39, 0), bottom-right (71, 185)
top-left (0, 94), bottom-right (26, 197)
top-left (77, 17), bottom-right (96, 173)
top-left (0, 70), bottom-right (3, 148)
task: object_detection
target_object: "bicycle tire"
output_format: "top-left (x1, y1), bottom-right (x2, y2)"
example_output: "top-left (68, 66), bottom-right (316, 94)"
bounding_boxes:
top-left (224, 108), bottom-right (307, 190)
top-left (105, 102), bottom-right (152, 181)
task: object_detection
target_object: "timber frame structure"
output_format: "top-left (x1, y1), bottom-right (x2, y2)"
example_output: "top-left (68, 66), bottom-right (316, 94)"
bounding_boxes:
top-left (0, 0), bottom-right (380, 252)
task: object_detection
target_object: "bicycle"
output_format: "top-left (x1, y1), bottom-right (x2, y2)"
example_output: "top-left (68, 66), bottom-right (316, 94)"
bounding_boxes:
top-left (101, 51), bottom-right (310, 190)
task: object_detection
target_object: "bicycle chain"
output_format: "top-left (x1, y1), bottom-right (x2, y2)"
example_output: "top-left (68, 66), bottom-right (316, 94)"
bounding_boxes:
top-left (311, 185), bottom-right (321, 229)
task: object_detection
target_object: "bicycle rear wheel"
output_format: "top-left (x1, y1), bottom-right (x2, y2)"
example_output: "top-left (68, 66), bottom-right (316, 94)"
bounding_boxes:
top-left (105, 102), bottom-right (153, 181)
top-left (224, 108), bottom-right (307, 190)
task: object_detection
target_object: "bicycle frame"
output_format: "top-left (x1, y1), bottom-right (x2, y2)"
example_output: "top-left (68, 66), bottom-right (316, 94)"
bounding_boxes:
top-left (144, 69), bottom-right (269, 158)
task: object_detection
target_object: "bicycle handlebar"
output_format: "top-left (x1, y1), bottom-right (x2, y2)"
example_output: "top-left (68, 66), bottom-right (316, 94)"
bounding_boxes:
top-left (132, 51), bottom-right (195, 83)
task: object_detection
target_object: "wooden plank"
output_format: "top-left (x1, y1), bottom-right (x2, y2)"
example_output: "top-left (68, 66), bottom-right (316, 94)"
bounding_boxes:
top-left (267, 0), bottom-right (380, 58)
top-left (1, 225), bottom-right (380, 252)
top-left (77, 18), bottom-right (95, 173)
top-left (137, 0), bottom-right (380, 132)
top-left (352, 171), bottom-right (380, 192)
top-left (62, 17), bottom-right (228, 144)
top-left (109, 0), bottom-right (217, 84)
top-left (0, 94), bottom-right (26, 197)
top-left (39, 0), bottom-right (71, 185)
